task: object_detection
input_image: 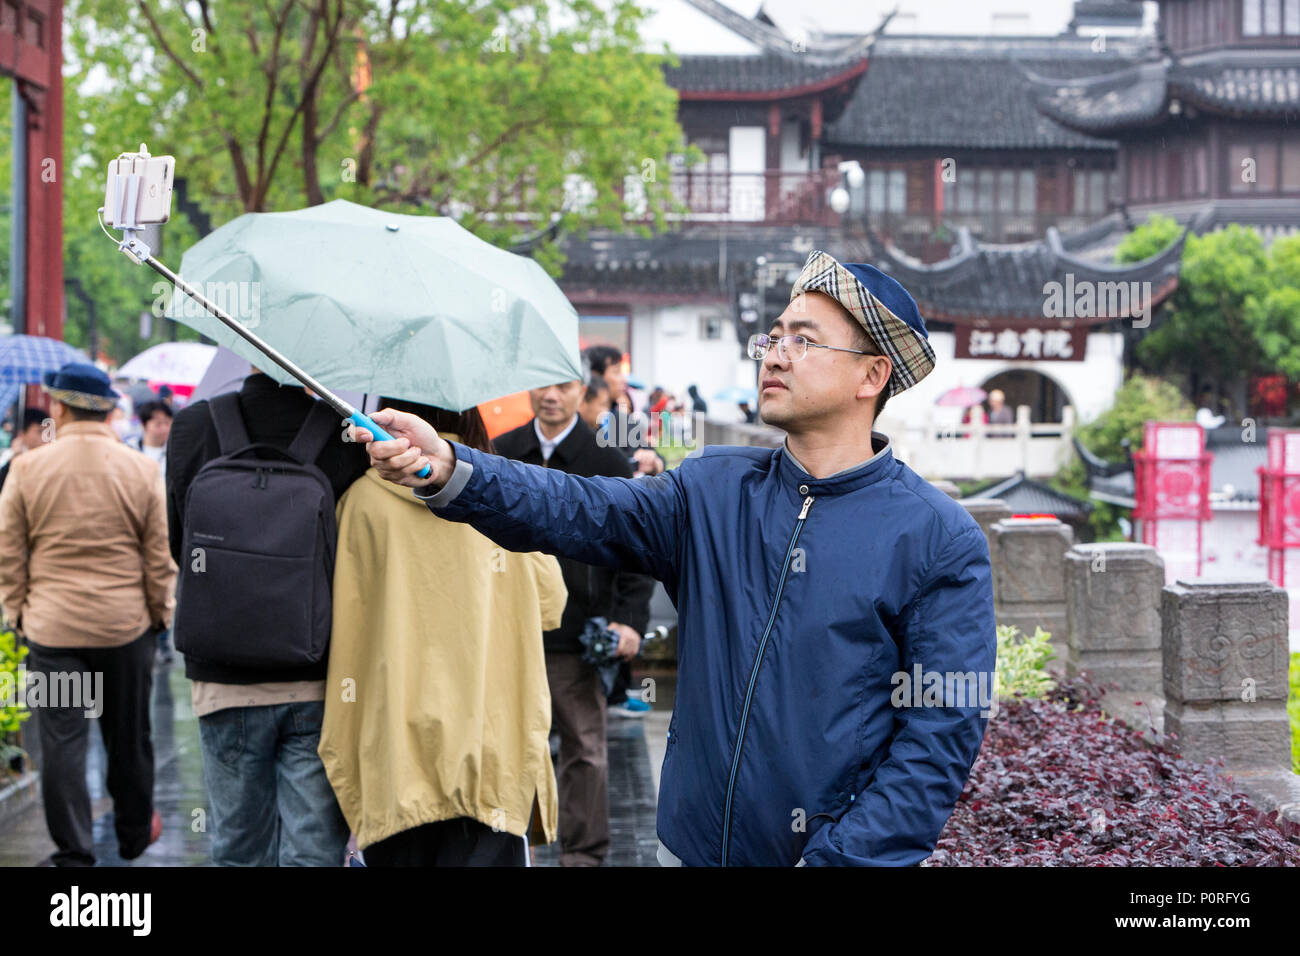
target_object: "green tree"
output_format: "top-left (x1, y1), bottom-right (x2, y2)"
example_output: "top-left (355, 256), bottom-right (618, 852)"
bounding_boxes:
top-left (1052, 373), bottom-right (1196, 541)
top-left (61, 1), bottom-right (693, 359)
top-left (1246, 234), bottom-right (1300, 383)
top-left (1122, 220), bottom-right (1271, 390)
top-left (1119, 216), bottom-right (1300, 409)
top-left (65, 0), bottom-right (691, 266)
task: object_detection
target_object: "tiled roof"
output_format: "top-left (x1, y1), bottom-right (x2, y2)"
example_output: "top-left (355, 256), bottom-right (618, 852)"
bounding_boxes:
top-left (664, 53), bottom-right (868, 96)
top-left (822, 51), bottom-right (1135, 150)
top-left (1029, 51), bottom-right (1300, 133)
top-left (868, 215), bottom-right (1191, 324)
top-left (1171, 55), bottom-right (1300, 116)
top-left (556, 227), bottom-right (860, 298)
top-left (971, 472), bottom-right (1095, 520)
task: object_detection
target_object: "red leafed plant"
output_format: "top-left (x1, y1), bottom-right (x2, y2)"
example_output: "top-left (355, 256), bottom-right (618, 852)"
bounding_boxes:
top-left (927, 677), bottom-right (1300, 866)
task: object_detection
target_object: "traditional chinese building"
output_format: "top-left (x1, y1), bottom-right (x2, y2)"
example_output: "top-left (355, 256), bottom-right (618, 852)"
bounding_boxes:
top-left (558, 0), bottom-right (1294, 481)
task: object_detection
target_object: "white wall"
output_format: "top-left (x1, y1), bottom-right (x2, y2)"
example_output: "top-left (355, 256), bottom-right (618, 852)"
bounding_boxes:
top-left (631, 304), bottom-right (753, 406)
top-left (757, 0), bottom-right (1156, 37)
top-left (877, 329), bottom-right (1126, 434)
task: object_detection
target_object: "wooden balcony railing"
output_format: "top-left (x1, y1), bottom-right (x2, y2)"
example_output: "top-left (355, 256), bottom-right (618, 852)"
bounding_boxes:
top-left (662, 169), bottom-right (842, 226)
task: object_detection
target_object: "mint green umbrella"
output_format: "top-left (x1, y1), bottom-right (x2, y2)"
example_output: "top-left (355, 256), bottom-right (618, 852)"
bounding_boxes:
top-left (164, 199), bottom-right (581, 411)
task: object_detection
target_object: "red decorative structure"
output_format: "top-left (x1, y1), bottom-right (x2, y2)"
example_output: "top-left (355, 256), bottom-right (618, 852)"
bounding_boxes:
top-left (1258, 429), bottom-right (1300, 588)
top-left (1, 1), bottom-right (66, 410)
top-left (1132, 421), bottom-right (1213, 584)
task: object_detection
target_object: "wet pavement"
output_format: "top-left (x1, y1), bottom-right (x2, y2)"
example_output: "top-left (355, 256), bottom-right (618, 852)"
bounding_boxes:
top-left (0, 655), bottom-right (667, 867)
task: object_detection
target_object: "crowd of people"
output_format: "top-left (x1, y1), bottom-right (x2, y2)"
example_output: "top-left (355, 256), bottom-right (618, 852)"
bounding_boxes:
top-left (0, 247), bottom-right (999, 869)
top-left (0, 344), bottom-right (674, 868)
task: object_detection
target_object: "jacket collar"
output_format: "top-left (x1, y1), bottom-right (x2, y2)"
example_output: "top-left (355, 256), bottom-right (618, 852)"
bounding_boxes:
top-left (54, 421), bottom-right (117, 441)
top-left (522, 415), bottom-right (594, 466)
top-left (776, 430), bottom-right (895, 494)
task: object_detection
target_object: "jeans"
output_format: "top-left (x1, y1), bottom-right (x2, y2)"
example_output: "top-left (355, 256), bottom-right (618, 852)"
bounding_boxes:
top-left (198, 700), bottom-right (348, 866)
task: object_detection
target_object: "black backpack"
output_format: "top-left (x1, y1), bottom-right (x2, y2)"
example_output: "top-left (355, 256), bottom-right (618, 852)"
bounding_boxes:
top-left (173, 393), bottom-right (339, 669)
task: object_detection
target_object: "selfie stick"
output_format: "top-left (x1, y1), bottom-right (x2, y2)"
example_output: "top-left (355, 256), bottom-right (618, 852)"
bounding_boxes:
top-left (104, 161), bottom-right (432, 478)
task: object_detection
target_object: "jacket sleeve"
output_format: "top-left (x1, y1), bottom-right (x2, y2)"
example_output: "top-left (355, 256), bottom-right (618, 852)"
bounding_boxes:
top-left (0, 464), bottom-right (28, 631)
top-left (140, 470), bottom-right (178, 629)
top-left (609, 570), bottom-right (655, 635)
top-left (422, 442), bottom-right (685, 586)
top-left (799, 523), bottom-right (997, 867)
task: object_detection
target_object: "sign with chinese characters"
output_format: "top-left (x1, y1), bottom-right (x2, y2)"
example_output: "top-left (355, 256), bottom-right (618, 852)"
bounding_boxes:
top-left (956, 326), bottom-right (1088, 361)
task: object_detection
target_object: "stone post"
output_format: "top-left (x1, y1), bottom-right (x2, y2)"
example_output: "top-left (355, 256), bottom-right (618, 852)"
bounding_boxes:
top-left (1063, 543), bottom-right (1165, 691)
top-left (1161, 579), bottom-right (1292, 771)
top-left (963, 499), bottom-right (1013, 605)
top-left (961, 499), bottom-right (1013, 549)
top-left (931, 479), bottom-right (961, 499)
top-left (991, 517), bottom-right (1074, 663)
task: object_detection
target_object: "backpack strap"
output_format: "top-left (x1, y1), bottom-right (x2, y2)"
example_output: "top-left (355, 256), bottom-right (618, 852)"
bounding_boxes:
top-left (209, 393), bottom-right (253, 456)
top-left (286, 399), bottom-right (342, 466)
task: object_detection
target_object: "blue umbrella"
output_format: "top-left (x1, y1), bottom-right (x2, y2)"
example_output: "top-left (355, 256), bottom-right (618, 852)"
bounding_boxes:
top-left (0, 335), bottom-right (91, 413)
top-left (713, 385), bottom-right (758, 406)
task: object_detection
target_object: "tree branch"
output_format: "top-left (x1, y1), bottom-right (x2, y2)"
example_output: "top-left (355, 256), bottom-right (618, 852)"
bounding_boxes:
top-left (135, 1), bottom-right (204, 89)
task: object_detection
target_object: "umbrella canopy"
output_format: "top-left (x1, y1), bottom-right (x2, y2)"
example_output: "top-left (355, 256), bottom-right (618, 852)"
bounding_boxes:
top-left (714, 385), bottom-right (758, 406)
top-left (936, 385), bottom-right (988, 407)
top-left (165, 199), bottom-right (582, 412)
top-left (118, 342), bottom-right (216, 385)
top-left (0, 335), bottom-right (92, 414)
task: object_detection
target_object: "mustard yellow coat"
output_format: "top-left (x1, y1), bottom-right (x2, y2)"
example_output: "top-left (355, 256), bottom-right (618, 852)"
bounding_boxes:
top-left (318, 460), bottom-right (567, 850)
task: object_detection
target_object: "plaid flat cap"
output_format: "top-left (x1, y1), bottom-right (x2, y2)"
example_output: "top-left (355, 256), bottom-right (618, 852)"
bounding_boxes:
top-left (788, 250), bottom-right (936, 398)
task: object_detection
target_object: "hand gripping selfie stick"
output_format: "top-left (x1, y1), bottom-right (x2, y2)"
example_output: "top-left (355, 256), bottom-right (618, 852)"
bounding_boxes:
top-left (101, 144), bottom-right (432, 478)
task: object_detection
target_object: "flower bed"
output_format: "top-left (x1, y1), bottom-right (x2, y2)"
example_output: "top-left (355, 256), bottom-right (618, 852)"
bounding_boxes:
top-left (928, 677), bottom-right (1300, 866)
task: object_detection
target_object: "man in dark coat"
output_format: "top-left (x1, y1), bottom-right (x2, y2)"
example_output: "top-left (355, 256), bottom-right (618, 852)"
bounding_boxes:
top-left (492, 377), bottom-right (655, 866)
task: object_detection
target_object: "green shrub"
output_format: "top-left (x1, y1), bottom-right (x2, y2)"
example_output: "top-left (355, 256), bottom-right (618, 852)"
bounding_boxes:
top-left (0, 625), bottom-right (29, 768)
top-left (1051, 373), bottom-right (1196, 540)
top-left (995, 624), bottom-right (1057, 701)
top-left (1289, 652), bottom-right (1299, 775)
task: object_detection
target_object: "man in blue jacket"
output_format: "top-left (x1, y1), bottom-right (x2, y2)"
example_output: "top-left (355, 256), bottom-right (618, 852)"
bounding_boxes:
top-left (354, 249), bottom-right (997, 866)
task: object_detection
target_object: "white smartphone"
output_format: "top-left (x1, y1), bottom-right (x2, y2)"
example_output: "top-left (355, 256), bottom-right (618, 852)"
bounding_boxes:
top-left (103, 145), bottom-right (175, 227)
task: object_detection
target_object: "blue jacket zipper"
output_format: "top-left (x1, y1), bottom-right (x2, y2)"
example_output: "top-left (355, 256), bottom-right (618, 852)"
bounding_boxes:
top-left (720, 493), bottom-right (814, 866)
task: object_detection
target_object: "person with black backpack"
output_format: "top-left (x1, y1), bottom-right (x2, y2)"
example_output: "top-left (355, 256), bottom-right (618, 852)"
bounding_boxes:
top-left (166, 369), bottom-right (368, 866)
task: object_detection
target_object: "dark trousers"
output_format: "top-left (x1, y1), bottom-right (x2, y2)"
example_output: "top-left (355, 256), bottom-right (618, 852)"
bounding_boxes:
top-left (26, 628), bottom-right (156, 866)
top-left (363, 818), bottom-right (526, 867)
top-left (605, 659), bottom-right (632, 705)
top-left (545, 651), bottom-right (609, 866)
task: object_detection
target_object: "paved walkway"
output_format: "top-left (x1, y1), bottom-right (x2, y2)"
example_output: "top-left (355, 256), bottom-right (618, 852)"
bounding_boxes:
top-left (0, 657), bottom-right (667, 867)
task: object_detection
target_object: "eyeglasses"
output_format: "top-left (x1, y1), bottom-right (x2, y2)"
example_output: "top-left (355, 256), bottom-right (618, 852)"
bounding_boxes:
top-left (747, 333), bottom-right (878, 363)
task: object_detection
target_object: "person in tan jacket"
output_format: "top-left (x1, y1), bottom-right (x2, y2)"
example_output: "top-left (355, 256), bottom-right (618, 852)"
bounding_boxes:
top-left (0, 363), bottom-right (175, 866)
top-left (318, 400), bottom-right (567, 866)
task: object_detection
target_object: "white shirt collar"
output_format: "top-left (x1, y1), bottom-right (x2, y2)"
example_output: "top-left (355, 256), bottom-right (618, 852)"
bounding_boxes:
top-left (535, 414), bottom-right (579, 463)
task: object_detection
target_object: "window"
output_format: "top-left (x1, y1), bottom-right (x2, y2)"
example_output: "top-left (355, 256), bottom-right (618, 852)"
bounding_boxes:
top-left (1264, 0), bottom-right (1282, 33)
top-left (1228, 141), bottom-right (1281, 193)
top-left (866, 168), bottom-right (906, 213)
top-left (1283, 138), bottom-right (1300, 192)
top-left (976, 169), bottom-right (995, 213)
top-left (889, 170), bottom-right (906, 212)
top-left (1244, 0), bottom-right (1262, 34)
top-left (1019, 170), bottom-right (1036, 211)
top-left (1245, 0), bottom-right (1297, 32)
top-left (1073, 169), bottom-right (1111, 213)
top-left (700, 315), bottom-right (724, 341)
top-left (997, 170), bottom-right (1017, 212)
top-left (1228, 144), bottom-right (1253, 193)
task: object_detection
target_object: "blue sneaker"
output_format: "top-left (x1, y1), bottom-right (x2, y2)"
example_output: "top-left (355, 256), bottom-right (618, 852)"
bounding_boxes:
top-left (609, 696), bottom-right (651, 718)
